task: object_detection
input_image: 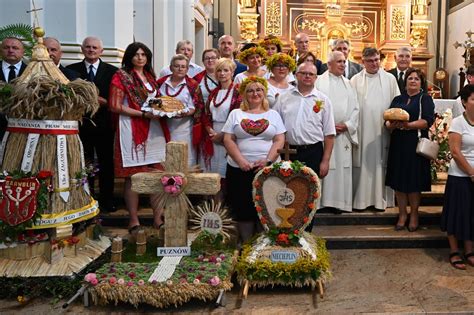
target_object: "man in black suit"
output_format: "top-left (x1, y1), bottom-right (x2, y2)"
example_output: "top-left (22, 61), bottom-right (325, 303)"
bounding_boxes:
top-left (0, 37), bottom-right (28, 140)
top-left (293, 32), bottom-right (324, 75)
top-left (67, 36), bottom-right (118, 213)
top-left (217, 35), bottom-right (247, 77)
top-left (388, 47), bottom-right (412, 93)
top-left (43, 37), bottom-right (79, 81)
top-left (320, 39), bottom-right (363, 79)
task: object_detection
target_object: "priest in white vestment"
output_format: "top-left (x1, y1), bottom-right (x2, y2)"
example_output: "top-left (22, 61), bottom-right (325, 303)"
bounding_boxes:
top-left (316, 51), bottom-right (359, 212)
top-left (350, 48), bottom-right (400, 210)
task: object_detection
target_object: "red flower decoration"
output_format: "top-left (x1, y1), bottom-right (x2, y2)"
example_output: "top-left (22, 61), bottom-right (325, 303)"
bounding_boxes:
top-left (311, 176), bottom-right (318, 183)
top-left (313, 192), bottom-right (319, 198)
top-left (279, 169), bottom-right (292, 177)
top-left (294, 229), bottom-right (299, 235)
top-left (37, 170), bottom-right (53, 180)
top-left (303, 217), bottom-right (309, 223)
top-left (253, 181), bottom-right (261, 188)
top-left (260, 217), bottom-right (267, 225)
top-left (255, 195), bottom-right (261, 201)
top-left (276, 233), bottom-right (289, 245)
top-left (256, 205), bottom-right (262, 212)
top-left (308, 202), bottom-right (315, 209)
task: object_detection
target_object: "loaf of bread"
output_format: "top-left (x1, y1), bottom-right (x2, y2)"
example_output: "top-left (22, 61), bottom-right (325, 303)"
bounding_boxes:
top-left (383, 108), bottom-right (409, 121)
top-left (149, 96), bottom-right (185, 112)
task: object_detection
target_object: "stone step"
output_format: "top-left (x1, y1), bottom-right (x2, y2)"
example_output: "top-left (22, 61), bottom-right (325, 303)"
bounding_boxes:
top-left (313, 224), bottom-right (448, 249)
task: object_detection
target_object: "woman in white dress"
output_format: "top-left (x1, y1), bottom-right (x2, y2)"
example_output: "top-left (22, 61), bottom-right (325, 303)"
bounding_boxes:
top-left (156, 54), bottom-right (199, 166)
top-left (233, 44), bottom-right (267, 84)
top-left (194, 58), bottom-right (242, 200)
top-left (109, 42), bottom-right (166, 232)
top-left (265, 53), bottom-right (297, 107)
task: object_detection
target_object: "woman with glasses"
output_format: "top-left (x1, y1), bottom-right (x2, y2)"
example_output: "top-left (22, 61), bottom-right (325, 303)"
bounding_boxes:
top-left (194, 58), bottom-right (242, 201)
top-left (156, 54), bottom-right (199, 165)
top-left (233, 44), bottom-right (267, 84)
top-left (222, 77), bottom-right (286, 243)
top-left (193, 48), bottom-right (219, 105)
top-left (265, 53), bottom-right (297, 107)
top-left (109, 42), bottom-right (166, 233)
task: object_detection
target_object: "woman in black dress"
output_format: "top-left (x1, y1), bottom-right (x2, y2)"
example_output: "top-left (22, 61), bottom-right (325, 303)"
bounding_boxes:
top-left (385, 68), bottom-right (435, 232)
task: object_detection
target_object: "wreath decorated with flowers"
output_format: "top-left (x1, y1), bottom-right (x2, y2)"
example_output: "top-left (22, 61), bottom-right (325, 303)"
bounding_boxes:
top-left (265, 53), bottom-right (297, 73)
top-left (238, 46), bottom-right (267, 65)
top-left (259, 37), bottom-right (283, 50)
top-left (253, 160), bottom-right (320, 244)
top-left (238, 76), bottom-right (269, 95)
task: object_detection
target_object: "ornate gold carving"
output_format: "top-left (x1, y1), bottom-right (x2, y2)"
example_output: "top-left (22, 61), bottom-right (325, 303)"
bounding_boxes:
top-left (300, 19), bottom-right (326, 39)
top-left (412, 0), bottom-right (428, 18)
top-left (238, 13), bottom-right (260, 41)
top-left (410, 21), bottom-right (430, 48)
top-left (381, 10), bottom-right (386, 42)
top-left (344, 21), bottom-right (368, 36)
top-left (240, 0), bottom-right (257, 9)
top-left (390, 7), bottom-right (406, 40)
top-left (265, 1), bottom-right (282, 36)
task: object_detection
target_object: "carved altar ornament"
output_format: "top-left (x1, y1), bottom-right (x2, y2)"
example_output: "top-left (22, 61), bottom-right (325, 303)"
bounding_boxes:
top-left (264, 1), bottom-right (282, 36)
top-left (412, 0), bottom-right (428, 18)
top-left (238, 13), bottom-right (260, 41)
top-left (390, 7), bottom-right (406, 40)
top-left (410, 20), bottom-right (431, 49)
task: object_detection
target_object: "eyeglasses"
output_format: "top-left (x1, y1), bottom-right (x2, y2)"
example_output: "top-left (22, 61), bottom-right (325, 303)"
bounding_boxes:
top-left (204, 56), bottom-right (217, 61)
top-left (363, 58), bottom-right (380, 63)
top-left (172, 64), bottom-right (187, 69)
top-left (246, 88), bottom-right (265, 94)
top-left (273, 64), bottom-right (289, 69)
top-left (297, 71), bottom-right (316, 77)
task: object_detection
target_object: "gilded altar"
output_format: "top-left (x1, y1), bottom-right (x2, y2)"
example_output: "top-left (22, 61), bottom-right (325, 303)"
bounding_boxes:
top-left (238, 0), bottom-right (433, 71)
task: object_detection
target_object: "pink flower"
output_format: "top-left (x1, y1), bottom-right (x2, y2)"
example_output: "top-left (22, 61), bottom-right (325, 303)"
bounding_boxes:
top-left (84, 273), bottom-right (97, 282)
top-left (174, 176), bottom-right (183, 185)
top-left (161, 176), bottom-right (170, 185)
top-left (209, 276), bottom-right (220, 286)
top-left (90, 278), bottom-right (98, 286)
top-left (138, 280), bottom-right (145, 286)
top-left (180, 278), bottom-right (188, 284)
top-left (127, 281), bottom-right (134, 287)
top-left (109, 277), bottom-right (117, 284)
top-left (219, 254), bottom-right (226, 260)
top-left (193, 278), bottom-right (200, 284)
top-left (216, 257), bottom-right (222, 263)
top-left (118, 278), bottom-right (125, 285)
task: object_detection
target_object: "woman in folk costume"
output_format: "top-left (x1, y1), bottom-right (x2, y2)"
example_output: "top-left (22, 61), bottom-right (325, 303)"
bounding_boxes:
top-left (265, 53), bottom-right (296, 107)
top-left (109, 42), bottom-right (166, 233)
top-left (194, 58), bottom-right (242, 200)
top-left (193, 48), bottom-right (220, 105)
top-left (233, 44), bottom-right (267, 84)
top-left (156, 54), bottom-right (199, 165)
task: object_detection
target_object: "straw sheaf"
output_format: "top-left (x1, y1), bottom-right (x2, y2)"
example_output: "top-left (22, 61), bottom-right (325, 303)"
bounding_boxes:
top-left (90, 281), bottom-right (233, 308)
top-left (0, 75), bottom-right (99, 120)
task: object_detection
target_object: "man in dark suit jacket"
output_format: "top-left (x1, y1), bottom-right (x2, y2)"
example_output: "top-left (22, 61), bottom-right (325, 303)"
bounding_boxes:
top-left (44, 37), bottom-right (79, 81)
top-left (217, 35), bottom-right (247, 77)
top-left (292, 32), bottom-right (324, 75)
top-left (320, 39), bottom-right (363, 79)
top-left (0, 37), bottom-right (28, 140)
top-left (67, 36), bottom-right (118, 213)
top-left (387, 46), bottom-right (412, 93)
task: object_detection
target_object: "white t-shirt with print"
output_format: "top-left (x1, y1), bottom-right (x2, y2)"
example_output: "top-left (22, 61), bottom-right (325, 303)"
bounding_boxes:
top-left (222, 109), bottom-right (286, 168)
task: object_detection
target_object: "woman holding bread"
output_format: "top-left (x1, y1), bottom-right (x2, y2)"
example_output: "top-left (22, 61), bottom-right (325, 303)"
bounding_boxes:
top-left (385, 68), bottom-right (435, 232)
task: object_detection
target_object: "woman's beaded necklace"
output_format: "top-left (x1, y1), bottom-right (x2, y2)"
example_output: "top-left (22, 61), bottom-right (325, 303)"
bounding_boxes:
top-left (165, 81), bottom-right (186, 97)
top-left (211, 83), bottom-right (234, 107)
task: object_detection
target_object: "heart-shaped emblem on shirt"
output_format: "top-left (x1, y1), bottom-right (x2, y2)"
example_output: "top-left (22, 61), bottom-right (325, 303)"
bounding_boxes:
top-left (240, 118), bottom-right (269, 136)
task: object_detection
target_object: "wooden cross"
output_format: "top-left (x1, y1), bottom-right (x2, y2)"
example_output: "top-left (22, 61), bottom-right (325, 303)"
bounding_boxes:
top-left (277, 141), bottom-right (297, 161)
top-left (131, 142), bottom-right (220, 247)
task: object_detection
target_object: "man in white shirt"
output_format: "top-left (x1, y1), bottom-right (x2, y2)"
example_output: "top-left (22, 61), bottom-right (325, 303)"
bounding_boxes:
top-left (274, 62), bottom-right (335, 230)
top-left (159, 40), bottom-right (203, 78)
top-left (316, 51), bottom-right (359, 212)
top-left (0, 37), bottom-right (27, 140)
top-left (388, 47), bottom-right (412, 93)
top-left (351, 47), bottom-right (400, 211)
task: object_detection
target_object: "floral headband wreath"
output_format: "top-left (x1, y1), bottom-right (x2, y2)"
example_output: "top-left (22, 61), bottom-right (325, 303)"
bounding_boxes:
top-left (238, 46), bottom-right (267, 65)
top-left (239, 76), bottom-right (269, 95)
top-left (259, 37), bottom-right (283, 50)
top-left (265, 53), bottom-right (297, 72)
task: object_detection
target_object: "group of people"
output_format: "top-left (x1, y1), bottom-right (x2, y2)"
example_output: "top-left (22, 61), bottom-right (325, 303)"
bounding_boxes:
top-left (1, 32), bottom-right (473, 268)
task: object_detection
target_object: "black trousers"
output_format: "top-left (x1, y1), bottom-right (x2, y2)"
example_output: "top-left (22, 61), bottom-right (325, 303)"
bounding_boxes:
top-left (285, 142), bottom-right (324, 232)
top-left (80, 125), bottom-right (115, 209)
